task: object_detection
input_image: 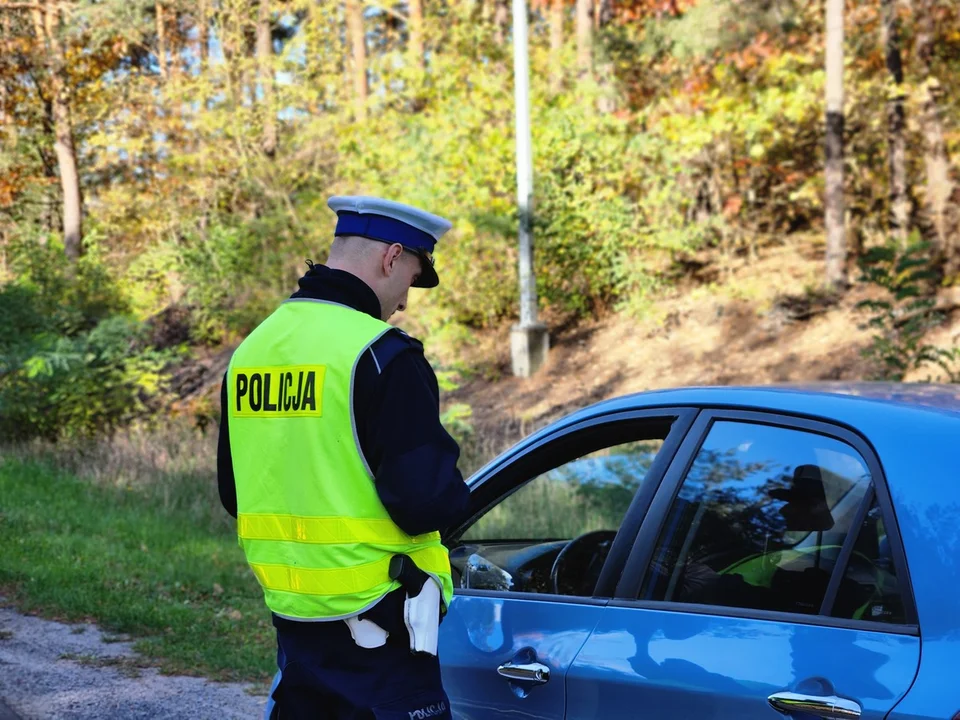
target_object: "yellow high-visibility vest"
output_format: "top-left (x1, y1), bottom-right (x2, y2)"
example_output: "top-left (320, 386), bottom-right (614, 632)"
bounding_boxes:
top-left (226, 299), bottom-right (453, 620)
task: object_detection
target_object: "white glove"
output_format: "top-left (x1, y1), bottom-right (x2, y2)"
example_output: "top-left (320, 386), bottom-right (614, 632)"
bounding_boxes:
top-left (403, 575), bottom-right (442, 656)
top-left (344, 615), bottom-right (389, 649)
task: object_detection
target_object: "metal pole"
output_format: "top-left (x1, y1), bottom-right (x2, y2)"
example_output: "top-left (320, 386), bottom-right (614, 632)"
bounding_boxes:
top-left (509, 0), bottom-right (548, 377)
top-left (512, 0), bottom-right (537, 327)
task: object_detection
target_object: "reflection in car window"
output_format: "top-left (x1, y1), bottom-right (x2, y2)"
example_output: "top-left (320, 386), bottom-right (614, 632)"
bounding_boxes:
top-left (640, 421), bottom-right (871, 617)
top-left (464, 440), bottom-right (662, 541)
top-left (451, 439), bottom-right (664, 597)
top-left (831, 499), bottom-right (906, 625)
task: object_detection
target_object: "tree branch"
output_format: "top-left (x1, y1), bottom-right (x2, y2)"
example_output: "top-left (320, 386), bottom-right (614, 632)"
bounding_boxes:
top-left (0, 3), bottom-right (43, 10)
top-left (366, 2), bottom-right (406, 22)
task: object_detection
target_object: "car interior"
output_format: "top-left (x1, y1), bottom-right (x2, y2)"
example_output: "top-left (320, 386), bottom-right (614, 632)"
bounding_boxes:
top-left (445, 417), bottom-right (676, 598)
top-left (643, 464), bottom-right (902, 621)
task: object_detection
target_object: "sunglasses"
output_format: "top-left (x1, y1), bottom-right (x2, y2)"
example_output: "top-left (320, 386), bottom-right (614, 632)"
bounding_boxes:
top-left (369, 237), bottom-right (435, 273)
top-left (400, 245), bottom-right (434, 269)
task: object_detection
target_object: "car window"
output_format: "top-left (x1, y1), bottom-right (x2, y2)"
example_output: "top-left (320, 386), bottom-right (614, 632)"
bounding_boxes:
top-left (639, 420), bottom-right (872, 617)
top-left (450, 438), bottom-right (664, 597)
top-left (831, 498), bottom-right (907, 625)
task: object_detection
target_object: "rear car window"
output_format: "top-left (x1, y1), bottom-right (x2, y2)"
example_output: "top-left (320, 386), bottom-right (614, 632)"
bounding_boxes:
top-left (639, 420), bottom-right (905, 621)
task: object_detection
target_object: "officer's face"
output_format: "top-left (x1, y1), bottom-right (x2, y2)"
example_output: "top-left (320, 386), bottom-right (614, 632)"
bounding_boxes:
top-left (379, 244), bottom-right (422, 320)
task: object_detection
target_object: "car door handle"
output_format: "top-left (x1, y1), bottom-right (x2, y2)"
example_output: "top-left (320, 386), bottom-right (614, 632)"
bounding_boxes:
top-left (496, 660), bottom-right (550, 684)
top-left (768, 691), bottom-right (861, 719)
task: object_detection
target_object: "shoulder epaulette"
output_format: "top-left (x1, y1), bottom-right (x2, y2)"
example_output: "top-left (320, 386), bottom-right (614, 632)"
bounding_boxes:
top-left (369, 328), bottom-right (423, 373)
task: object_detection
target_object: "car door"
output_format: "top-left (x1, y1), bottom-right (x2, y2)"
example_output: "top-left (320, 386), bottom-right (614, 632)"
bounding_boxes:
top-left (438, 408), bottom-right (696, 720)
top-left (567, 410), bottom-right (921, 720)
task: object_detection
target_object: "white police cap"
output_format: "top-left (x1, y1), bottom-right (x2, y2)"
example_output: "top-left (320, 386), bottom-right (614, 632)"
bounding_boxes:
top-left (327, 196), bottom-right (452, 288)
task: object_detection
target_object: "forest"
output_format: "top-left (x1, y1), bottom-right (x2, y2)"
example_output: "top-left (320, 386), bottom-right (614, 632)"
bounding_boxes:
top-left (1, 0), bottom-right (959, 442)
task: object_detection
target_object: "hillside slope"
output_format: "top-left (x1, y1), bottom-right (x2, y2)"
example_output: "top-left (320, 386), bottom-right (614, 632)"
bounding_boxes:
top-left (443, 238), bottom-right (960, 470)
top-left (167, 237), bottom-right (960, 474)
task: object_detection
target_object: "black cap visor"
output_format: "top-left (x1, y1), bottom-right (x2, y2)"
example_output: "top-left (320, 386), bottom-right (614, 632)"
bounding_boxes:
top-left (409, 247), bottom-right (438, 289)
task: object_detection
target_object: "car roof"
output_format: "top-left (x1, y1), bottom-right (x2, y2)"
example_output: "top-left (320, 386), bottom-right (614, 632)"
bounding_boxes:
top-left (494, 382), bottom-right (958, 463)
top-left (468, 382), bottom-right (960, 483)
top-left (584, 382), bottom-right (960, 419)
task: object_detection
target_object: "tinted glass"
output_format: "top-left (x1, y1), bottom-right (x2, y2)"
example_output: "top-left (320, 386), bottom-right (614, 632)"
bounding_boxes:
top-left (831, 498), bottom-right (907, 624)
top-left (640, 421), bottom-right (871, 616)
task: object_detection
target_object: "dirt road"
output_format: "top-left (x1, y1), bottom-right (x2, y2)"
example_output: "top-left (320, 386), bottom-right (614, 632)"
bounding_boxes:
top-left (0, 606), bottom-right (267, 720)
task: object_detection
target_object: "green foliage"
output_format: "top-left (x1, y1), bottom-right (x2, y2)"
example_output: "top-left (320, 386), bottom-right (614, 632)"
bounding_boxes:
top-left (655, 0), bottom-right (804, 62)
top-left (3, 229), bottom-right (128, 332)
top-left (0, 234), bottom-right (177, 442)
top-left (0, 312), bottom-right (175, 442)
top-left (174, 221), bottom-right (285, 343)
top-left (1, 0), bottom-right (959, 424)
top-left (856, 236), bottom-right (960, 381)
top-left (441, 402), bottom-right (474, 447)
top-left (534, 102), bottom-right (648, 314)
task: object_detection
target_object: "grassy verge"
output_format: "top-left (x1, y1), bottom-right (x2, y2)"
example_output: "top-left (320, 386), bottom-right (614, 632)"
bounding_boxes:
top-left (0, 445), bottom-right (276, 684)
top-left (0, 408), bottom-right (512, 687)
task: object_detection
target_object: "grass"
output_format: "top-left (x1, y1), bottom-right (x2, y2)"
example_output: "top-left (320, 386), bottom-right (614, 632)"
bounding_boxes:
top-left (0, 424), bottom-right (277, 684)
top-left (0, 412), bottom-right (516, 685)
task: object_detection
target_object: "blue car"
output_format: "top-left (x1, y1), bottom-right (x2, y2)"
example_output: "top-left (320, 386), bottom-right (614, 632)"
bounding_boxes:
top-left (268, 383), bottom-right (960, 719)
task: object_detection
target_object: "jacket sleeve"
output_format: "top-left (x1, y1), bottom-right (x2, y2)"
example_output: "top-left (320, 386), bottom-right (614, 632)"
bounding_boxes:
top-left (217, 373), bottom-right (238, 519)
top-left (360, 339), bottom-right (471, 537)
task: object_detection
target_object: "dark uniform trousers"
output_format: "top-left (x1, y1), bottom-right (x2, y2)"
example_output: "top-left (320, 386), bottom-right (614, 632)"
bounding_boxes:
top-left (269, 591), bottom-right (453, 720)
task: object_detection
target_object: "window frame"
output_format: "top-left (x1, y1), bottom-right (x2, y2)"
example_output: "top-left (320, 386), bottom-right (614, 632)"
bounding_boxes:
top-left (612, 409), bottom-right (920, 636)
top-left (442, 407), bottom-right (698, 604)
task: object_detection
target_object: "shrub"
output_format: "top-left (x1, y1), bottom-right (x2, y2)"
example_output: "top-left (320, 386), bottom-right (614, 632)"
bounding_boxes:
top-left (856, 236), bottom-right (960, 382)
top-left (0, 237), bottom-right (177, 442)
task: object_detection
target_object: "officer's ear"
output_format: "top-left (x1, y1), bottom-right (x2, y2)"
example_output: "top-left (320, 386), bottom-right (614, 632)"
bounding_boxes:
top-left (382, 243), bottom-right (405, 277)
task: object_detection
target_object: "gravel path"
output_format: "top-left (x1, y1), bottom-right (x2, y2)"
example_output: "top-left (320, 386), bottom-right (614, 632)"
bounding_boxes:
top-left (0, 606), bottom-right (269, 719)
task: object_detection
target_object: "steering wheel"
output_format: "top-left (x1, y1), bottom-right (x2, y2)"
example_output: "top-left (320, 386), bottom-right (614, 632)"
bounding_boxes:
top-left (550, 529), bottom-right (618, 596)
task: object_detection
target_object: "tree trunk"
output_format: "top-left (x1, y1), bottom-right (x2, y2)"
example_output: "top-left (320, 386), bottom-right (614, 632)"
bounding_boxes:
top-left (0, 80), bottom-right (7, 144)
top-left (408, 0), bottom-right (424, 72)
top-left (34, 1), bottom-right (82, 262)
top-left (594, 0), bottom-right (612, 29)
top-left (346, 0), bottom-right (367, 121)
top-left (576, 0), bottom-right (592, 79)
top-left (916, 0), bottom-right (957, 274)
top-left (824, 0), bottom-right (846, 290)
top-left (549, 0), bottom-right (563, 94)
top-left (257, 0), bottom-right (277, 157)
top-left (595, 0), bottom-right (615, 112)
top-left (493, 0), bottom-right (509, 46)
top-left (882, 0), bottom-right (908, 245)
top-left (156, 2), bottom-right (168, 80)
top-left (196, 0), bottom-right (209, 68)
top-left (218, 6), bottom-right (243, 109)
top-left (0, 13), bottom-right (11, 147)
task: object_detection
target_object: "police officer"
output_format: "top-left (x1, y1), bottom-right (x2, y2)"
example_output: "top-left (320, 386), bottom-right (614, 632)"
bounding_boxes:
top-left (217, 196), bottom-right (471, 719)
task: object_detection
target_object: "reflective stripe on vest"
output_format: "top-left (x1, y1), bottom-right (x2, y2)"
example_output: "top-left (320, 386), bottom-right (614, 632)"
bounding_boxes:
top-left (238, 514), bottom-right (443, 546)
top-left (249, 545), bottom-right (451, 596)
top-left (226, 300), bottom-right (454, 620)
